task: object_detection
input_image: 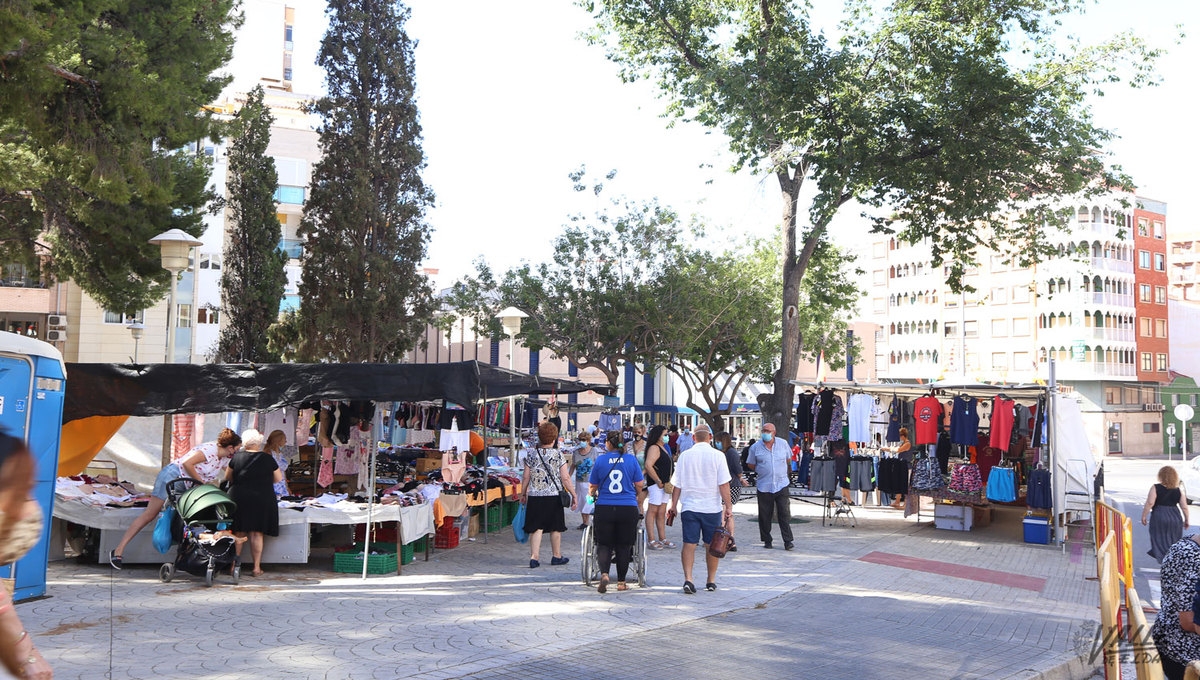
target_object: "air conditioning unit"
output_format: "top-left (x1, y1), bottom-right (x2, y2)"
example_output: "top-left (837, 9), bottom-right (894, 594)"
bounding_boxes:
top-left (46, 314), bottom-right (67, 327)
top-left (1144, 403), bottom-right (1166, 412)
top-left (46, 329), bottom-right (67, 342)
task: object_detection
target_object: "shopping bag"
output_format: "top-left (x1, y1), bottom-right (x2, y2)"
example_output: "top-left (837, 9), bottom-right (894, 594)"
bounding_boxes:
top-left (512, 503), bottom-right (528, 544)
top-left (152, 506), bottom-right (177, 554)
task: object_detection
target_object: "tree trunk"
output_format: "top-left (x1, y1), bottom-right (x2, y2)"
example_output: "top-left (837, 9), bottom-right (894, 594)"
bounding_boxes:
top-left (763, 163), bottom-right (805, 435)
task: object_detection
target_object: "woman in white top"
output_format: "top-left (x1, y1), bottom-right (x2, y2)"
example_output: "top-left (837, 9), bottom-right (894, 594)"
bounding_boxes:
top-left (108, 427), bottom-right (242, 569)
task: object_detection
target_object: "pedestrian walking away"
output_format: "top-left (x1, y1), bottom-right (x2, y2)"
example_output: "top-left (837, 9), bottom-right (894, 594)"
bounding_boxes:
top-left (745, 423), bottom-right (795, 551)
top-left (520, 422), bottom-right (576, 568)
top-left (1144, 465), bottom-right (1189, 564)
top-left (589, 431), bottom-right (645, 592)
top-left (668, 424), bottom-right (733, 594)
top-left (714, 431), bottom-right (745, 552)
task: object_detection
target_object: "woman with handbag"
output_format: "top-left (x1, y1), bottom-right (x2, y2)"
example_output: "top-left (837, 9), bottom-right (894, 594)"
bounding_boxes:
top-left (643, 425), bottom-right (675, 550)
top-left (589, 430), bottom-right (645, 592)
top-left (109, 428), bottom-right (242, 569)
top-left (714, 431), bottom-right (745, 552)
top-left (225, 429), bottom-right (284, 577)
top-left (520, 422), bottom-right (576, 568)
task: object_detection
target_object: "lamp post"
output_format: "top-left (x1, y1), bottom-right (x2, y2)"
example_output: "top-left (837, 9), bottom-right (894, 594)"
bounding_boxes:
top-left (150, 229), bottom-right (204, 466)
top-left (127, 321), bottom-right (145, 364)
top-left (496, 307), bottom-right (528, 462)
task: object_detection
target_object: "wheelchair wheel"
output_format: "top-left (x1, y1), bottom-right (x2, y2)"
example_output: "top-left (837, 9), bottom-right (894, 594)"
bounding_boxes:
top-left (580, 523), bottom-right (598, 586)
top-left (634, 520), bottom-right (648, 588)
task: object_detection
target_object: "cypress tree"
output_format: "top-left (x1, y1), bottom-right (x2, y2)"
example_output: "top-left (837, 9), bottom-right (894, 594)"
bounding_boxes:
top-left (217, 86), bottom-right (287, 363)
top-left (295, 0), bottom-right (435, 363)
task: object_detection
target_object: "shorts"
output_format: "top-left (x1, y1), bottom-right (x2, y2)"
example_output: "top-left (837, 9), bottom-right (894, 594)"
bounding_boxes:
top-left (681, 510), bottom-right (722, 545)
top-left (151, 463), bottom-right (184, 501)
top-left (646, 484), bottom-right (670, 506)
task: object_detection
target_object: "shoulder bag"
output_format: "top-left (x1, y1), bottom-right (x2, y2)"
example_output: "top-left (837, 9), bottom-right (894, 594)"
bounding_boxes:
top-left (708, 520), bottom-right (732, 559)
top-left (536, 449), bottom-right (572, 508)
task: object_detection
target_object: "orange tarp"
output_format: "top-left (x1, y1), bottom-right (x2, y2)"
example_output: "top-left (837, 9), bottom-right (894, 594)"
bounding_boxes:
top-left (58, 415), bottom-right (129, 476)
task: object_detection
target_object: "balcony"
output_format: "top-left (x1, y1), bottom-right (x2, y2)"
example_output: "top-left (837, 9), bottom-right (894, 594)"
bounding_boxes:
top-left (1085, 291), bottom-right (1134, 308)
top-left (279, 239), bottom-right (304, 260)
top-left (1090, 257), bottom-right (1134, 274)
top-left (1039, 325), bottom-right (1136, 345)
top-left (0, 276), bottom-right (47, 288)
top-left (1042, 360), bottom-right (1137, 381)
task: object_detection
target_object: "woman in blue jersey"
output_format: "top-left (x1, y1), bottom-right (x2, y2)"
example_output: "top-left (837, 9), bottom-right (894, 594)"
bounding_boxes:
top-left (589, 430), bottom-right (646, 593)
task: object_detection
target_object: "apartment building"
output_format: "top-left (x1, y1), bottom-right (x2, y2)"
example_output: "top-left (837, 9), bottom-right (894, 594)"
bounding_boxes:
top-left (865, 197), bottom-right (1170, 455)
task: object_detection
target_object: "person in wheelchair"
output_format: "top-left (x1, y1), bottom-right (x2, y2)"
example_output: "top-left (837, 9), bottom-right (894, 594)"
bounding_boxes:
top-left (588, 430), bottom-right (645, 593)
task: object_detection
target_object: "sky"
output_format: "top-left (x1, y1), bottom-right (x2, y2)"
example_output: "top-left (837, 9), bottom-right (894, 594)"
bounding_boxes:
top-left (399, 0), bottom-right (1199, 290)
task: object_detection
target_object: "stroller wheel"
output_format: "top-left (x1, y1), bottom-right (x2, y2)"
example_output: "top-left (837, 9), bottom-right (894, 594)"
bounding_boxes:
top-left (159, 563), bottom-right (174, 583)
top-left (231, 562), bottom-right (240, 586)
top-left (204, 564), bottom-right (215, 587)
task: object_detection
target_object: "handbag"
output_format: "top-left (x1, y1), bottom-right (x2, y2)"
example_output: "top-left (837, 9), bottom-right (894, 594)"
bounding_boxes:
top-left (663, 482), bottom-right (675, 495)
top-left (708, 521), bottom-right (731, 559)
top-left (512, 503), bottom-right (529, 544)
top-left (152, 506), bottom-right (177, 554)
top-left (535, 449), bottom-right (572, 508)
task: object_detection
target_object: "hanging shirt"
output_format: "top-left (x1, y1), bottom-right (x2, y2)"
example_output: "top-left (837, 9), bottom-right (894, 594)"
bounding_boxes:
top-left (990, 397), bottom-right (1016, 452)
top-left (814, 389), bottom-right (837, 436)
top-left (796, 392), bottom-right (816, 433)
top-left (886, 398), bottom-right (908, 443)
top-left (847, 393), bottom-right (874, 443)
top-left (950, 396), bottom-right (980, 446)
top-left (913, 396), bottom-right (943, 446)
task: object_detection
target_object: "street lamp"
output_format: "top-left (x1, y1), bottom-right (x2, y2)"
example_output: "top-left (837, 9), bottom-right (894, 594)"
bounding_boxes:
top-left (495, 306), bottom-right (528, 462)
top-left (127, 322), bottom-right (145, 364)
top-left (149, 228), bottom-right (203, 466)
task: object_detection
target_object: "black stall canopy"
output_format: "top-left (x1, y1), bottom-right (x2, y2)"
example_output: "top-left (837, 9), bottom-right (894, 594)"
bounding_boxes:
top-left (57, 361), bottom-right (609, 475)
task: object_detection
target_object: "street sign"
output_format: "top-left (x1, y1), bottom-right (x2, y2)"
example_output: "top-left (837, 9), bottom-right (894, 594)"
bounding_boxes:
top-left (1176, 404), bottom-right (1195, 461)
top-left (1168, 423), bottom-right (1177, 436)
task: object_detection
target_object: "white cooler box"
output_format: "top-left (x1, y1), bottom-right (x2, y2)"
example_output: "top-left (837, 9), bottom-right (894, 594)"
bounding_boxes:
top-left (933, 503), bottom-right (974, 531)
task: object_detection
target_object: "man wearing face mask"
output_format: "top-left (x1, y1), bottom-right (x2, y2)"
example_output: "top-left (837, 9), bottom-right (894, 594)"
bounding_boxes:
top-left (745, 423), bottom-right (795, 550)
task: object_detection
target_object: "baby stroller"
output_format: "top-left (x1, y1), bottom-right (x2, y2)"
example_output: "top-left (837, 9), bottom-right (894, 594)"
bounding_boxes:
top-left (159, 479), bottom-right (240, 587)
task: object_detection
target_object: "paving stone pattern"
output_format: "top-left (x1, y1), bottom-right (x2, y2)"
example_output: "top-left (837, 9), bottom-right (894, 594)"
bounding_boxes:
top-left (17, 501), bottom-right (1100, 680)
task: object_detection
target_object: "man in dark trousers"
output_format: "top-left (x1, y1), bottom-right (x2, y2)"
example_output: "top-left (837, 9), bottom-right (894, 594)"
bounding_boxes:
top-left (745, 422), bottom-right (795, 550)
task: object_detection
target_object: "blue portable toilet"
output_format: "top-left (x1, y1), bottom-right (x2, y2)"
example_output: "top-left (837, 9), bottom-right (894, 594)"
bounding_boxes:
top-left (0, 333), bottom-right (67, 601)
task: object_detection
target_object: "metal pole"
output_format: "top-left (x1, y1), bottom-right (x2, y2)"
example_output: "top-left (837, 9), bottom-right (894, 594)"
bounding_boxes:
top-left (161, 270), bottom-right (179, 467)
top-left (1048, 357), bottom-right (1061, 545)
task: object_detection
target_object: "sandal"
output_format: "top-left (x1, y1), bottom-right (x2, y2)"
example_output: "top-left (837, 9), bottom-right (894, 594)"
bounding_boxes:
top-left (598, 574), bottom-right (609, 594)
top-left (648, 540), bottom-right (663, 550)
top-left (660, 541), bottom-right (677, 549)
top-left (108, 550), bottom-right (123, 571)
top-left (617, 581), bottom-right (629, 591)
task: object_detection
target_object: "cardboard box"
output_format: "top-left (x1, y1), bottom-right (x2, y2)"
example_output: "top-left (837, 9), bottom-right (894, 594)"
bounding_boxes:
top-left (416, 459), bottom-right (440, 473)
top-left (972, 506), bottom-right (992, 528)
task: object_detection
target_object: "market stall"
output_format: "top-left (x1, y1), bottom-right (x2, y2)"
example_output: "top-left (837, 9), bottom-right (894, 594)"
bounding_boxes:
top-left (54, 360), bottom-right (606, 569)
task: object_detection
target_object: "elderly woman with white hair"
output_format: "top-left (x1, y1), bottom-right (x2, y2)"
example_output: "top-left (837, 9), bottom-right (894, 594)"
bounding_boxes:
top-left (224, 429), bottom-right (283, 577)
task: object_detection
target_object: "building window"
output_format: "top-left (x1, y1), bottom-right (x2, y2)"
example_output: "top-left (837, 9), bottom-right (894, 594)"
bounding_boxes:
top-left (1139, 284), bottom-right (1152, 302)
top-left (1138, 218), bottom-right (1149, 237)
top-left (1141, 352), bottom-right (1153, 372)
top-left (177, 304), bottom-right (192, 328)
top-left (103, 310), bottom-right (145, 324)
top-left (1154, 221), bottom-right (1165, 239)
top-left (274, 186), bottom-right (306, 204)
top-left (199, 254), bottom-right (222, 271)
top-left (991, 319), bottom-right (1007, 337)
top-left (964, 320), bottom-right (978, 338)
top-left (1173, 394), bottom-right (1181, 407)
top-left (1155, 253), bottom-right (1166, 271)
top-left (1158, 353), bottom-right (1168, 371)
top-left (284, 24), bottom-right (294, 51)
top-left (1012, 318), bottom-right (1030, 336)
top-left (1139, 250), bottom-right (1151, 269)
top-left (1192, 394), bottom-right (1199, 408)
top-left (1139, 317), bottom-right (1152, 337)
top-left (1156, 286), bottom-right (1167, 304)
top-left (1012, 285), bottom-right (1030, 304)
top-left (1013, 351), bottom-right (1030, 369)
top-left (873, 297), bottom-right (885, 314)
top-left (990, 287), bottom-right (1007, 304)
top-left (944, 322), bottom-right (958, 337)
top-left (873, 269), bottom-right (885, 285)
top-left (991, 352), bottom-right (1008, 370)
top-left (197, 308), bottom-right (221, 325)
top-left (1105, 386), bottom-right (1122, 405)
top-left (1157, 319), bottom-right (1168, 338)
top-left (1144, 422), bottom-right (1160, 434)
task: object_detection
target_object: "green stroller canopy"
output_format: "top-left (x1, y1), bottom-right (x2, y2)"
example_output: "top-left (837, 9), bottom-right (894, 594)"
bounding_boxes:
top-left (176, 484), bottom-right (237, 523)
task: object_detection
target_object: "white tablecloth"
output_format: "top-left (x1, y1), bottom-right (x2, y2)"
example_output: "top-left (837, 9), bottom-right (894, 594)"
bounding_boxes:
top-left (53, 499), bottom-right (434, 545)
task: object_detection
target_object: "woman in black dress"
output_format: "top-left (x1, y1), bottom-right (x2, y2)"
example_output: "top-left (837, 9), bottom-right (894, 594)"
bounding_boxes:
top-left (225, 429), bottom-right (283, 576)
top-left (1143, 465), bottom-right (1189, 564)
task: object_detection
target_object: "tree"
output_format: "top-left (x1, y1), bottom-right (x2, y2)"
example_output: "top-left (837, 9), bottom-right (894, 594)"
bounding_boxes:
top-left (445, 169), bottom-right (687, 389)
top-left (642, 237), bottom-right (859, 434)
top-left (295, 0), bottom-right (436, 362)
top-left (216, 86), bottom-right (287, 363)
top-left (0, 0), bottom-right (238, 311)
top-left (582, 0), bottom-right (1161, 432)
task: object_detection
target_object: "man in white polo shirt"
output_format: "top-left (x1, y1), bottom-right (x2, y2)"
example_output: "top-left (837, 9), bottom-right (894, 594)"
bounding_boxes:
top-left (668, 424), bottom-right (733, 594)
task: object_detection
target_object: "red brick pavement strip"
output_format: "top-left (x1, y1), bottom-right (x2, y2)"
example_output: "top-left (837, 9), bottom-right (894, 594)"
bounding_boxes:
top-left (857, 550), bottom-right (1048, 592)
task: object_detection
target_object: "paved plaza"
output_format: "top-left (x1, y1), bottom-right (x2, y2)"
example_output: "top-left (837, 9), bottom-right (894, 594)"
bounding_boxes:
top-left (17, 498), bottom-right (1101, 680)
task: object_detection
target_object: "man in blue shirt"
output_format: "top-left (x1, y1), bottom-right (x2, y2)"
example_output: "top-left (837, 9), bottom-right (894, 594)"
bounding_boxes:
top-left (745, 422), bottom-right (795, 550)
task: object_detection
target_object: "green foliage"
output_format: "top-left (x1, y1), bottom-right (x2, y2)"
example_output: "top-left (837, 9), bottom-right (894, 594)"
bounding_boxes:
top-left (0, 0), bottom-right (238, 312)
top-left (295, 0), bottom-right (436, 363)
top-left (582, 0), bottom-right (1161, 429)
top-left (217, 86), bottom-right (287, 364)
top-left (446, 169), bottom-right (685, 385)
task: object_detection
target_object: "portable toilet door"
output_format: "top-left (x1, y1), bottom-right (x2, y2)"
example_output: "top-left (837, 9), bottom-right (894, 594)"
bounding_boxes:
top-left (0, 333), bottom-right (67, 601)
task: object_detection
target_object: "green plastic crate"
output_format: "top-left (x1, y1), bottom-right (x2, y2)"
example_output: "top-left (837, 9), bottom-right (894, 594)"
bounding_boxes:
top-left (411, 535), bottom-right (428, 553)
top-left (400, 541), bottom-right (414, 565)
top-left (334, 543), bottom-right (397, 574)
top-left (503, 500), bottom-right (519, 523)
